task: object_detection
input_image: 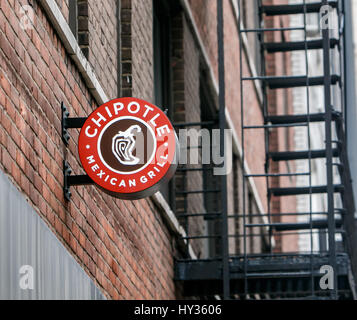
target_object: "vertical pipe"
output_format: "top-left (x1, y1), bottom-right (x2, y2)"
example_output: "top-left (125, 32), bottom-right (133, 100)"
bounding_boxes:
top-left (167, 12), bottom-right (177, 219)
top-left (302, 0), bottom-right (315, 297)
top-left (217, 0), bottom-right (230, 299)
top-left (69, 0), bottom-right (78, 39)
top-left (259, 0), bottom-right (272, 254)
top-left (322, 0), bottom-right (338, 300)
top-left (237, 0), bottom-right (248, 297)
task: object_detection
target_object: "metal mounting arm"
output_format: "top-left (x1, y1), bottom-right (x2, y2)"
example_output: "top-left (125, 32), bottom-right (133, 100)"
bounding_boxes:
top-left (61, 102), bottom-right (87, 145)
top-left (61, 102), bottom-right (93, 201)
top-left (63, 161), bottom-right (94, 201)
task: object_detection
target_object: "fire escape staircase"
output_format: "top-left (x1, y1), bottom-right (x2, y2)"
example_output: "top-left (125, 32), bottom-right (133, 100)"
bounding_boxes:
top-left (174, 0), bottom-right (357, 299)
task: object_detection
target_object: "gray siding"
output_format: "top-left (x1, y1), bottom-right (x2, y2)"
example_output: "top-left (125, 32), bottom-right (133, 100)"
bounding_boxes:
top-left (0, 170), bottom-right (105, 300)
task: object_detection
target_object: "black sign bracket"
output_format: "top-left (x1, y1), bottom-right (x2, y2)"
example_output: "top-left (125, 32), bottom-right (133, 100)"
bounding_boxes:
top-left (61, 102), bottom-right (93, 201)
top-left (61, 102), bottom-right (87, 145)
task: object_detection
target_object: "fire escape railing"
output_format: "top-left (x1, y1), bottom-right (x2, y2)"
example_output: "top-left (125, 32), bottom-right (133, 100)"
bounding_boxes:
top-left (174, 0), bottom-right (357, 300)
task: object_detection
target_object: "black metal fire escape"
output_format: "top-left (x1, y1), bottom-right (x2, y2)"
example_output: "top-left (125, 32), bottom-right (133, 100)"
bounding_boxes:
top-left (174, 0), bottom-right (357, 300)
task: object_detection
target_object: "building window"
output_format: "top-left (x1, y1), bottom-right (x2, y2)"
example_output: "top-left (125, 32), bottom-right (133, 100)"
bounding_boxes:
top-left (69, 0), bottom-right (89, 58)
top-left (200, 75), bottom-right (221, 258)
top-left (241, 0), bottom-right (247, 28)
top-left (233, 155), bottom-right (241, 254)
top-left (240, 0), bottom-right (262, 74)
top-left (153, 0), bottom-right (172, 112)
top-left (153, 0), bottom-right (174, 203)
top-left (69, 0), bottom-right (78, 38)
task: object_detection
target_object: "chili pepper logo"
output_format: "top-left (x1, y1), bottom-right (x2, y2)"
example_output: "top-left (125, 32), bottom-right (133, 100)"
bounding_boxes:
top-left (112, 125), bottom-right (142, 165)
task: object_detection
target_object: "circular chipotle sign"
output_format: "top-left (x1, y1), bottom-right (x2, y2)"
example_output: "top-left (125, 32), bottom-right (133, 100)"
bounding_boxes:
top-left (78, 97), bottom-right (178, 200)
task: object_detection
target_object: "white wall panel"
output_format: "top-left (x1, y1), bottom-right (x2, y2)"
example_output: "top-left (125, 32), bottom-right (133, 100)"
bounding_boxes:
top-left (0, 170), bottom-right (105, 300)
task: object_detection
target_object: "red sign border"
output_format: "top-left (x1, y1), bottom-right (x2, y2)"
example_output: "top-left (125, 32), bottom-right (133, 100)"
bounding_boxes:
top-left (78, 97), bottom-right (178, 200)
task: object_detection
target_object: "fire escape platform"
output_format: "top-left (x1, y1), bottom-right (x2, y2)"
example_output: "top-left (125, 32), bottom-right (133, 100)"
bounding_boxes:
top-left (174, 0), bottom-right (357, 300)
top-left (269, 149), bottom-right (339, 161)
top-left (261, 1), bottom-right (337, 16)
top-left (175, 254), bottom-right (353, 298)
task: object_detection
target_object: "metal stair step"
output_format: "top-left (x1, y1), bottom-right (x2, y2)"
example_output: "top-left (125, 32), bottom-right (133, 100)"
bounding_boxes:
top-left (269, 185), bottom-right (344, 196)
top-left (269, 149), bottom-right (339, 161)
top-left (265, 111), bottom-right (341, 125)
top-left (272, 219), bottom-right (342, 231)
top-left (261, 1), bottom-right (338, 16)
top-left (264, 38), bottom-right (339, 53)
top-left (265, 75), bottom-right (340, 89)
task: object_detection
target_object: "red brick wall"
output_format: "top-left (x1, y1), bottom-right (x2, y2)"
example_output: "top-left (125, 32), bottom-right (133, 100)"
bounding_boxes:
top-left (0, 0), bottom-right (298, 300)
top-left (0, 0), bottom-right (177, 299)
top-left (186, 0), bottom-right (266, 185)
top-left (171, 11), bottom-right (206, 258)
top-left (121, 0), bottom-right (154, 103)
top-left (181, 0), bottom-right (271, 255)
top-left (56, 0), bottom-right (119, 98)
top-left (186, 0), bottom-right (297, 253)
top-left (132, 0), bottom-right (153, 102)
top-left (182, 15), bottom-right (206, 258)
top-left (186, 2), bottom-right (266, 208)
top-left (188, 0), bottom-right (218, 81)
top-left (55, 0), bottom-right (69, 21)
top-left (87, 0), bottom-right (118, 99)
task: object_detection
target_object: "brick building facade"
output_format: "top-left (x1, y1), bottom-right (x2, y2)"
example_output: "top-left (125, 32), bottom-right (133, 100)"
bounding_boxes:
top-left (0, 0), bottom-right (295, 299)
